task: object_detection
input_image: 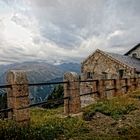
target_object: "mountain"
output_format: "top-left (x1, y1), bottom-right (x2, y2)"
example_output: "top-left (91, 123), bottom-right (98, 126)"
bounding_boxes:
top-left (0, 62), bottom-right (64, 103)
top-left (0, 62), bottom-right (63, 83)
top-left (57, 62), bottom-right (81, 73)
top-left (0, 61), bottom-right (81, 103)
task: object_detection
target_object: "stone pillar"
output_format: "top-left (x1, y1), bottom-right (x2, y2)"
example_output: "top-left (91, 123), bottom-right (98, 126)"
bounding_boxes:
top-left (126, 78), bottom-right (131, 92)
top-left (63, 72), bottom-right (81, 115)
top-left (113, 79), bottom-right (117, 96)
top-left (135, 77), bottom-right (138, 90)
top-left (7, 70), bottom-right (30, 125)
top-left (114, 79), bottom-right (121, 96)
top-left (130, 78), bottom-right (135, 91)
top-left (138, 77), bottom-right (140, 90)
top-left (97, 80), bottom-right (105, 99)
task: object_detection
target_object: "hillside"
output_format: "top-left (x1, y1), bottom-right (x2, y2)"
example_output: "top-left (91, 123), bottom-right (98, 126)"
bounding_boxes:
top-left (0, 62), bottom-right (63, 83)
top-left (0, 61), bottom-right (81, 83)
top-left (0, 90), bottom-right (140, 140)
top-left (0, 62), bottom-right (80, 102)
top-left (57, 62), bottom-right (81, 73)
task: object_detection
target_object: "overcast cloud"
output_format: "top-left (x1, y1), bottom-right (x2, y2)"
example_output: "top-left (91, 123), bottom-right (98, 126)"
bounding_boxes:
top-left (0, 0), bottom-right (140, 64)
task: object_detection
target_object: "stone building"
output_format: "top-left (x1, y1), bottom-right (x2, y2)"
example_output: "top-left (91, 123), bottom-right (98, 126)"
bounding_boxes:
top-left (80, 44), bottom-right (140, 105)
top-left (81, 44), bottom-right (140, 81)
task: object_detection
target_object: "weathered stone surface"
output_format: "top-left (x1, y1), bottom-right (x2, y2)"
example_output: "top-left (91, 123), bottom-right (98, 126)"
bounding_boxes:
top-left (64, 72), bottom-right (81, 115)
top-left (81, 49), bottom-right (140, 103)
top-left (97, 80), bottom-right (105, 98)
top-left (138, 78), bottom-right (140, 89)
top-left (126, 78), bottom-right (131, 92)
top-left (7, 71), bottom-right (29, 97)
top-left (80, 95), bottom-right (95, 107)
top-left (7, 70), bottom-right (30, 125)
top-left (114, 79), bottom-right (120, 96)
top-left (7, 96), bottom-right (29, 109)
top-left (13, 108), bottom-right (30, 122)
top-left (81, 50), bottom-right (135, 80)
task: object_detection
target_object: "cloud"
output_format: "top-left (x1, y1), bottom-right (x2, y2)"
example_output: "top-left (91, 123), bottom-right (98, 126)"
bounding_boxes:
top-left (107, 30), bottom-right (124, 40)
top-left (0, 0), bottom-right (140, 64)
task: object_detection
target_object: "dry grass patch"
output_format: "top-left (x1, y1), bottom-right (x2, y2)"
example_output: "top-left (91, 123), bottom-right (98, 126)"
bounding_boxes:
top-left (129, 90), bottom-right (140, 99)
top-left (83, 95), bottom-right (138, 120)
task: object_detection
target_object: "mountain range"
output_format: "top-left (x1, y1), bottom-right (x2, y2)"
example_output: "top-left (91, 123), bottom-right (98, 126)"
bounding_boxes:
top-left (0, 61), bottom-right (81, 103)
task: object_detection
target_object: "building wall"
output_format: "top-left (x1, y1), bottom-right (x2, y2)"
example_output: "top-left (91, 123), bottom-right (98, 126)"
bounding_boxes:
top-left (81, 51), bottom-right (134, 81)
top-left (80, 50), bottom-right (137, 105)
top-left (127, 47), bottom-right (140, 59)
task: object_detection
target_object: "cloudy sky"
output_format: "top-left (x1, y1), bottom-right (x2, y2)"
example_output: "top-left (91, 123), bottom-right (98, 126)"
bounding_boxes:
top-left (0, 0), bottom-right (140, 64)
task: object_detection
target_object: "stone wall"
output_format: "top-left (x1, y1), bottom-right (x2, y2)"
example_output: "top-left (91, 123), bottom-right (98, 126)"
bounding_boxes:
top-left (81, 50), bottom-right (135, 81)
top-left (80, 50), bottom-right (136, 102)
top-left (127, 46), bottom-right (140, 59)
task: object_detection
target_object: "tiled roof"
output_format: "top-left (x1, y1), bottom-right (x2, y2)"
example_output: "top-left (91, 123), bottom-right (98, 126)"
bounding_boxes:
top-left (105, 51), bottom-right (140, 72)
top-left (125, 43), bottom-right (140, 55)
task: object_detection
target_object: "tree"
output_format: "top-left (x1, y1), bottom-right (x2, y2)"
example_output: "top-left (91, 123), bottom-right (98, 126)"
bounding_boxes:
top-left (47, 84), bottom-right (64, 100)
top-left (42, 84), bottom-right (64, 108)
top-left (0, 93), bottom-right (7, 119)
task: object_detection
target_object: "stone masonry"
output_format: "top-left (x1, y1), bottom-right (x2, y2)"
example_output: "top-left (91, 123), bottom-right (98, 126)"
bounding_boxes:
top-left (80, 48), bottom-right (140, 105)
top-left (63, 72), bottom-right (81, 115)
top-left (7, 70), bottom-right (30, 125)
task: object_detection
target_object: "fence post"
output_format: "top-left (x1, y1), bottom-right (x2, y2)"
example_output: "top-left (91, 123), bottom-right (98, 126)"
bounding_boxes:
top-left (63, 72), bottom-right (81, 115)
top-left (134, 77), bottom-right (139, 89)
top-left (138, 77), bottom-right (140, 89)
top-left (97, 79), bottom-right (105, 98)
top-left (126, 78), bottom-right (131, 92)
top-left (113, 79), bottom-right (117, 96)
top-left (6, 70), bottom-right (30, 125)
top-left (114, 79), bottom-right (121, 96)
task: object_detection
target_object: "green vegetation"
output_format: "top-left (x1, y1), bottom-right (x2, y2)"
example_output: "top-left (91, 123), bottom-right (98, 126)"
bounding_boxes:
top-left (0, 90), bottom-right (140, 140)
top-left (83, 95), bottom-right (138, 120)
top-left (47, 84), bottom-right (64, 100)
top-left (31, 107), bottom-right (89, 139)
top-left (42, 84), bottom-right (64, 108)
top-left (129, 90), bottom-right (140, 99)
top-left (0, 107), bottom-right (89, 140)
top-left (0, 93), bottom-right (7, 109)
top-left (0, 93), bottom-right (7, 119)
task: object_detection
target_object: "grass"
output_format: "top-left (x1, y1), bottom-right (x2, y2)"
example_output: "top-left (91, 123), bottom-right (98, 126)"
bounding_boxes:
top-left (82, 95), bottom-right (138, 120)
top-left (30, 107), bottom-right (89, 139)
top-left (129, 90), bottom-right (140, 99)
top-left (0, 90), bottom-right (140, 140)
top-left (30, 107), bottom-right (63, 125)
top-left (0, 107), bottom-right (89, 140)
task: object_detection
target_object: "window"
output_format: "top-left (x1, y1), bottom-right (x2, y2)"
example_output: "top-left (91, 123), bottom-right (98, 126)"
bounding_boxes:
top-left (102, 72), bottom-right (108, 79)
top-left (119, 69), bottom-right (124, 78)
top-left (87, 72), bottom-right (93, 79)
top-left (132, 53), bottom-right (137, 58)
